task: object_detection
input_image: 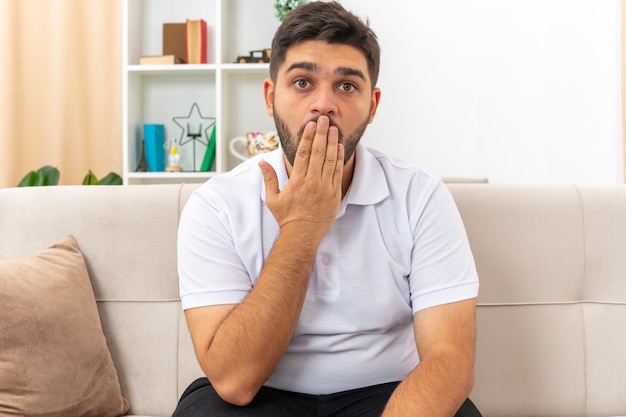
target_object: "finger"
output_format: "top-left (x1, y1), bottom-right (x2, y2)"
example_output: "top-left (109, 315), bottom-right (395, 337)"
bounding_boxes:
top-left (291, 121), bottom-right (316, 178)
top-left (321, 125), bottom-right (339, 181)
top-left (259, 161), bottom-right (279, 201)
top-left (333, 142), bottom-right (345, 191)
top-left (308, 116), bottom-right (331, 176)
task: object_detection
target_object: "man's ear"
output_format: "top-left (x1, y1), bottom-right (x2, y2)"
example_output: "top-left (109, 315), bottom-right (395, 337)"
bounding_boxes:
top-left (368, 87), bottom-right (381, 124)
top-left (264, 79), bottom-right (275, 117)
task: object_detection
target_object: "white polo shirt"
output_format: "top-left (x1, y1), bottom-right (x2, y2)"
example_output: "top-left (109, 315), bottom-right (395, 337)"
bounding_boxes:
top-left (178, 143), bottom-right (478, 395)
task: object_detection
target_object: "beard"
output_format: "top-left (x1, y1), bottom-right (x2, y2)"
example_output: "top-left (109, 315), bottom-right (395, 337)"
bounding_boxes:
top-left (273, 110), bottom-right (370, 167)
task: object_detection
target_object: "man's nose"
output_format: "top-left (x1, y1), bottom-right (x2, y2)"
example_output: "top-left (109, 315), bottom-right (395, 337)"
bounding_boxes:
top-left (311, 85), bottom-right (338, 116)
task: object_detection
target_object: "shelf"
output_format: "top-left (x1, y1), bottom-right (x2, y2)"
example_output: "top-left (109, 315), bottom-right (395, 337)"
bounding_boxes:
top-left (122, 0), bottom-right (278, 185)
top-left (220, 63), bottom-right (270, 72)
top-left (126, 63), bottom-right (268, 74)
top-left (127, 64), bottom-right (217, 74)
top-left (125, 171), bottom-right (215, 185)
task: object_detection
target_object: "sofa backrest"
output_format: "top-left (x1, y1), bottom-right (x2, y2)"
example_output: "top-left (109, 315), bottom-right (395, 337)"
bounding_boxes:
top-left (0, 184), bottom-right (203, 416)
top-left (2, 183), bottom-right (625, 416)
top-left (448, 184), bottom-right (626, 417)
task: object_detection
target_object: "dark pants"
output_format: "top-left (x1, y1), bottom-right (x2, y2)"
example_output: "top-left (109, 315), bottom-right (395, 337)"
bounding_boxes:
top-left (172, 377), bottom-right (482, 417)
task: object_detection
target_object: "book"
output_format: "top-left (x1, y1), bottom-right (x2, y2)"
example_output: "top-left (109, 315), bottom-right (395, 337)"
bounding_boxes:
top-left (186, 19), bottom-right (207, 64)
top-left (162, 23), bottom-right (186, 63)
top-left (200, 126), bottom-right (216, 171)
top-left (139, 55), bottom-right (184, 65)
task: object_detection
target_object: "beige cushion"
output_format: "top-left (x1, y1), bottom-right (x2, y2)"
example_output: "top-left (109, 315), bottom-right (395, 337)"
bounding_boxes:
top-left (0, 235), bottom-right (129, 416)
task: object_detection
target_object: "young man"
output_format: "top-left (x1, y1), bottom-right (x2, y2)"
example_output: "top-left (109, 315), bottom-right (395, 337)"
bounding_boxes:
top-left (173, 2), bottom-right (482, 416)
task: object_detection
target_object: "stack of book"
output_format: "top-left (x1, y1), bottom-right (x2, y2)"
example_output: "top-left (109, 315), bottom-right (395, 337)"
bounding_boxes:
top-left (185, 19), bottom-right (207, 64)
top-left (139, 19), bottom-right (207, 65)
top-left (139, 55), bottom-right (184, 65)
top-left (162, 22), bottom-right (187, 63)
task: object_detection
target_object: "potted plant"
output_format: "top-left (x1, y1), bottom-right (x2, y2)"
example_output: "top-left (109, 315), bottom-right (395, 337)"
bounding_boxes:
top-left (274, 0), bottom-right (307, 21)
top-left (18, 166), bottom-right (122, 187)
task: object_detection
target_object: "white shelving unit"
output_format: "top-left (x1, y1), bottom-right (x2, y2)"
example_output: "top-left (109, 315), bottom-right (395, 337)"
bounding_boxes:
top-left (122, 0), bottom-right (279, 184)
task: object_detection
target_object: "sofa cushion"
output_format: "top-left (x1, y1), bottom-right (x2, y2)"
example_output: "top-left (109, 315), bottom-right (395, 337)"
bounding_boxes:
top-left (0, 235), bottom-right (129, 416)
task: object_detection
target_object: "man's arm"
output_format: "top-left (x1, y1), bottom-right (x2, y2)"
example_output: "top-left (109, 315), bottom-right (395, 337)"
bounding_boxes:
top-left (382, 298), bottom-right (477, 417)
top-left (184, 117), bottom-right (343, 406)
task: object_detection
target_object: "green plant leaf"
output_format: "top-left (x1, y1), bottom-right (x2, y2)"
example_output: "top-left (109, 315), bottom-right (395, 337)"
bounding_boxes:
top-left (18, 166), bottom-right (121, 186)
top-left (82, 170), bottom-right (100, 185)
top-left (17, 170), bottom-right (38, 187)
top-left (99, 172), bottom-right (123, 185)
top-left (38, 165), bottom-right (60, 185)
top-left (17, 166), bottom-right (59, 187)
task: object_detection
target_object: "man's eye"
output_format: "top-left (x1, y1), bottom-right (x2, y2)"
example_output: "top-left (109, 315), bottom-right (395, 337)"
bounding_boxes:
top-left (295, 79), bottom-right (310, 89)
top-left (339, 83), bottom-right (356, 92)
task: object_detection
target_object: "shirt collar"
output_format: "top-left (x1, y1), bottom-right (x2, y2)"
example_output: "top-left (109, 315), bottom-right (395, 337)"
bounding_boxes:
top-left (259, 143), bottom-right (389, 206)
top-left (343, 143), bottom-right (389, 206)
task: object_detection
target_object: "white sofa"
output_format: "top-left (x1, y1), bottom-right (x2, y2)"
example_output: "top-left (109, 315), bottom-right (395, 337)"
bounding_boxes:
top-left (1, 183), bottom-right (625, 416)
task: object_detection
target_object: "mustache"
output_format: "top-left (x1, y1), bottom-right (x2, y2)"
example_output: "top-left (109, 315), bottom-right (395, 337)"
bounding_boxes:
top-left (298, 116), bottom-right (343, 141)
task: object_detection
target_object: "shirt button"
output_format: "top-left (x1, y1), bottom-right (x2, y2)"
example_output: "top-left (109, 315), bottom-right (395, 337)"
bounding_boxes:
top-left (322, 258), bottom-right (330, 266)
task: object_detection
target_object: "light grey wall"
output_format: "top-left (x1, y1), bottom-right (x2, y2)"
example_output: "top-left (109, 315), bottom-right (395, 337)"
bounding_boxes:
top-left (340, 0), bottom-right (622, 184)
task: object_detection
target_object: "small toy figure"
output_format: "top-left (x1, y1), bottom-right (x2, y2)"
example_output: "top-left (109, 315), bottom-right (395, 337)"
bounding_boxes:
top-left (165, 137), bottom-right (182, 172)
top-left (234, 49), bottom-right (271, 64)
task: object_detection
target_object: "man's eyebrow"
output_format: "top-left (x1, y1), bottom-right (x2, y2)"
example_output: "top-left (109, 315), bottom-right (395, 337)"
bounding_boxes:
top-left (286, 61), bottom-right (319, 74)
top-left (285, 61), bottom-right (366, 82)
top-left (336, 67), bottom-right (366, 81)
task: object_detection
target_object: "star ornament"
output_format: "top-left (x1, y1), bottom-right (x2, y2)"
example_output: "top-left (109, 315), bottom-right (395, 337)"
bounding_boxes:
top-left (172, 102), bottom-right (216, 146)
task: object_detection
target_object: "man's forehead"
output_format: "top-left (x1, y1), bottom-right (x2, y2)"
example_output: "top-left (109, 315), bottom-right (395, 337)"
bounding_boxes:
top-left (279, 41), bottom-right (370, 80)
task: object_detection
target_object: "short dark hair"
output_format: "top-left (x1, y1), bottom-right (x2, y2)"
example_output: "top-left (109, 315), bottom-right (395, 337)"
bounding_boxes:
top-left (269, 1), bottom-right (380, 88)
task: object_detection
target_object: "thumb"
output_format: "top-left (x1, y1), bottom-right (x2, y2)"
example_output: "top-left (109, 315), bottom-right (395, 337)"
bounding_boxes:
top-left (259, 161), bottom-right (279, 199)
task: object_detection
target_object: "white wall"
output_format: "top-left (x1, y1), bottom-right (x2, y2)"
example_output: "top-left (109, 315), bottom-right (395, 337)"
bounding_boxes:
top-left (339, 0), bottom-right (622, 184)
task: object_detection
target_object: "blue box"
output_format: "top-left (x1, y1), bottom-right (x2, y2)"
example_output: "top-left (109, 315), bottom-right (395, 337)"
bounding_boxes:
top-left (143, 124), bottom-right (165, 172)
